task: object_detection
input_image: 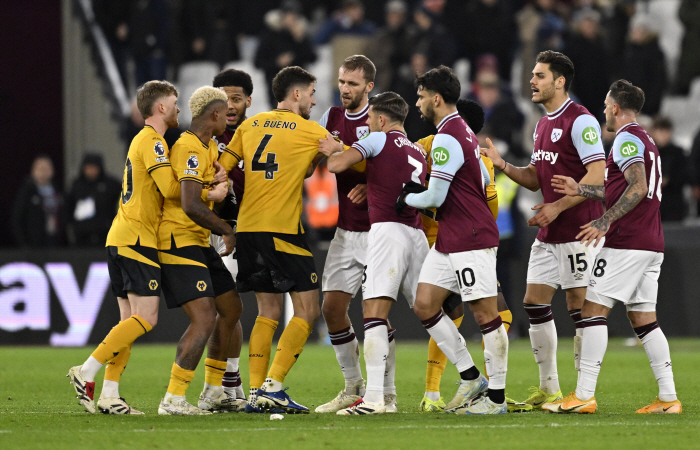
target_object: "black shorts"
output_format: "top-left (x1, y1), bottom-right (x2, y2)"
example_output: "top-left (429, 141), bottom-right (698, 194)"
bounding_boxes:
top-left (159, 244), bottom-right (236, 309)
top-left (442, 280), bottom-right (503, 315)
top-left (107, 245), bottom-right (161, 298)
top-left (236, 231), bottom-right (319, 294)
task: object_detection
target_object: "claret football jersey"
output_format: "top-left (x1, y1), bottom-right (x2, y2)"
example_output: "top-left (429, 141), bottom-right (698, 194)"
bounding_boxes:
top-left (604, 122), bottom-right (664, 252)
top-left (531, 98), bottom-right (606, 243)
top-left (319, 104), bottom-right (371, 232)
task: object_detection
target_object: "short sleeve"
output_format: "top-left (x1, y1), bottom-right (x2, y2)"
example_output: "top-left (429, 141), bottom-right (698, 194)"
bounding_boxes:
top-left (612, 132), bottom-right (645, 173)
top-left (352, 132), bottom-right (387, 160)
top-left (429, 133), bottom-right (465, 182)
top-left (143, 139), bottom-right (171, 173)
top-left (221, 126), bottom-right (244, 171)
top-left (174, 143), bottom-right (207, 184)
top-left (571, 114), bottom-right (606, 165)
top-left (318, 108), bottom-right (331, 129)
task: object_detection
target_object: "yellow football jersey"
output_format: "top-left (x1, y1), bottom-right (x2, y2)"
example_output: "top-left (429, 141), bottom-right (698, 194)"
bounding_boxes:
top-left (158, 131), bottom-right (218, 249)
top-left (417, 135), bottom-right (498, 248)
top-left (220, 109), bottom-right (327, 234)
top-left (106, 125), bottom-right (174, 248)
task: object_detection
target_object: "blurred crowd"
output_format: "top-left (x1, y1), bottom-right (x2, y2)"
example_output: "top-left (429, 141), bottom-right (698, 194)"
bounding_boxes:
top-left (9, 0), bottom-right (700, 248)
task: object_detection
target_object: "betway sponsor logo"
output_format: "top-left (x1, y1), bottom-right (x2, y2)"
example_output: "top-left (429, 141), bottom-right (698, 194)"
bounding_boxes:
top-left (532, 149), bottom-right (559, 164)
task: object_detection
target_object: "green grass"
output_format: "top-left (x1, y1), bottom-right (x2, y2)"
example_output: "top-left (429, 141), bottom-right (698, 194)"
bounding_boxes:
top-left (0, 338), bottom-right (697, 449)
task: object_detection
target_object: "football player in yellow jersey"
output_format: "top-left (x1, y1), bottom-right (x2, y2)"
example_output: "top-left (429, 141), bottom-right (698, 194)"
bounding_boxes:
top-left (67, 81), bottom-right (228, 415)
top-left (219, 66), bottom-right (329, 413)
top-left (415, 99), bottom-right (522, 412)
top-left (156, 87), bottom-right (243, 415)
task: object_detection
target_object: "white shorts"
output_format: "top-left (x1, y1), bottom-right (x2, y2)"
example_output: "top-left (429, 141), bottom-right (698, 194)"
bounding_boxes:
top-left (526, 238), bottom-right (603, 290)
top-left (586, 247), bottom-right (663, 312)
top-left (209, 234), bottom-right (238, 278)
top-left (321, 228), bottom-right (368, 295)
top-left (418, 247), bottom-right (498, 302)
top-left (362, 222), bottom-right (429, 307)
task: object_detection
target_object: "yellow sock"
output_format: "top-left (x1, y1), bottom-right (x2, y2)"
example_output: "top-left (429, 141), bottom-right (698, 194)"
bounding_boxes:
top-left (249, 316), bottom-right (278, 390)
top-left (91, 316), bottom-right (152, 364)
top-left (482, 310), bottom-right (512, 378)
top-left (167, 363), bottom-right (195, 396)
top-left (426, 315), bottom-right (464, 392)
top-left (104, 340), bottom-right (132, 382)
top-left (204, 358), bottom-right (227, 387)
top-left (267, 317), bottom-right (312, 383)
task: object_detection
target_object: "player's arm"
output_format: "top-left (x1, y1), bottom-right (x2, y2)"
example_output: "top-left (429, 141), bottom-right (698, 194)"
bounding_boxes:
top-left (180, 180), bottom-right (236, 255)
top-left (480, 137), bottom-right (540, 191)
top-left (482, 156), bottom-right (499, 220)
top-left (318, 133), bottom-right (366, 173)
top-left (577, 162), bottom-right (646, 247)
top-left (219, 126), bottom-right (244, 172)
top-left (306, 153), bottom-right (325, 178)
top-left (403, 133), bottom-right (463, 209)
top-left (150, 165), bottom-right (225, 202)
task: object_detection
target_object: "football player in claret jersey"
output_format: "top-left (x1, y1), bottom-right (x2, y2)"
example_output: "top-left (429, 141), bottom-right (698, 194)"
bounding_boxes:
top-left (481, 51), bottom-right (606, 409)
top-left (402, 66), bottom-right (507, 414)
top-left (67, 81), bottom-right (227, 415)
top-left (319, 91), bottom-right (429, 414)
top-left (219, 66), bottom-right (328, 414)
top-left (544, 80), bottom-right (681, 414)
top-left (200, 68), bottom-right (256, 412)
top-left (315, 55), bottom-right (385, 413)
top-left (416, 99), bottom-right (520, 412)
top-left (157, 87), bottom-right (241, 415)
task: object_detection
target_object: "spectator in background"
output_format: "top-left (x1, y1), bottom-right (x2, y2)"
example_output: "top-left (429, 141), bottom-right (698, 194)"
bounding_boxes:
top-left (401, 4), bottom-right (457, 70)
top-left (315, 0), bottom-right (376, 45)
top-left (129, 0), bottom-right (169, 87)
top-left (303, 159), bottom-right (339, 243)
top-left (11, 155), bottom-right (64, 248)
top-left (651, 118), bottom-right (689, 223)
top-left (565, 8), bottom-right (609, 121)
top-left (255, 0), bottom-right (317, 108)
top-left (673, 0), bottom-right (700, 95)
top-left (364, 0), bottom-right (408, 93)
top-left (690, 128), bottom-right (700, 216)
top-left (392, 52), bottom-right (435, 142)
top-left (600, 0), bottom-right (636, 79)
top-left (620, 16), bottom-right (666, 116)
top-left (517, 0), bottom-right (567, 97)
top-left (467, 68), bottom-right (525, 158)
top-left (93, 0), bottom-right (132, 88)
top-left (460, 0), bottom-right (517, 83)
top-left (65, 154), bottom-right (122, 247)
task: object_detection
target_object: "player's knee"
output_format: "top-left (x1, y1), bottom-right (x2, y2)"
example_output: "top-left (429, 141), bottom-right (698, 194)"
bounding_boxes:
top-left (413, 300), bottom-right (435, 321)
top-left (142, 314), bottom-right (158, 328)
top-left (321, 300), bottom-right (345, 324)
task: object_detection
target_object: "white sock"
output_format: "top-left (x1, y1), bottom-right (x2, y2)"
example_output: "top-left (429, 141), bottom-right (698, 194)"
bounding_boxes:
top-left (483, 325), bottom-right (508, 390)
top-left (263, 378), bottom-right (283, 392)
top-left (424, 391), bottom-right (440, 402)
top-left (640, 327), bottom-right (677, 402)
top-left (101, 380), bottom-right (119, 399)
top-left (363, 325), bottom-right (388, 405)
top-left (227, 357), bottom-right (240, 373)
top-left (329, 326), bottom-right (364, 392)
top-left (576, 322), bottom-right (608, 401)
top-left (529, 321), bottom-right (559, 394)
top-left (422, 314), bottom-right (475, 373)
top-left (384, 331), bottom-right (396, 396)
top-left (202, 382), bottom-right (222, 397)
top-left (81, 356), bottom-right (103, 382)
top-left (223, 358), bottom-right (242, 396)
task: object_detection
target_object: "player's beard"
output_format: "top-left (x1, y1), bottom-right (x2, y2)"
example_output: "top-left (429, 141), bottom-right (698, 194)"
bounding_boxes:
top-left (166, 111), bottom-right (179, 128)
top-left (533, 83), bottom-right (555, 104)
top-left (342, 92), bottom-right (363, 111)
top-left (605, 114), bottom-right (615, 132)
top-left (419, 103), bottom-right (435, 124)
top-left (300, 103), bottom-right (311, 120)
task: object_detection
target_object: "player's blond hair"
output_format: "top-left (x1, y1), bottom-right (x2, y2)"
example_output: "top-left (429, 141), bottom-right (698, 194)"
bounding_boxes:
top-left (189, 86), bottom-right (228, 119)
top-left (137, 80), bottom-right (178, 119)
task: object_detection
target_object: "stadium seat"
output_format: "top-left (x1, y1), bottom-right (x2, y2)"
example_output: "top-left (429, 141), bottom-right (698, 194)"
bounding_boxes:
top-left (178, 61), bottom-right (221, 85)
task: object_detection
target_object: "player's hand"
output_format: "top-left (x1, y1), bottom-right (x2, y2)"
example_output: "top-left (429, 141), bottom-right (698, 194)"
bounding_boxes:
top-left (576, 219), bottom-right (608, 247)
top-left (207, 178), bottom-right (228, 202)
top-left (551, 175), bottom-right (579, 196)
top-left (220, 230), bottom-right (236, 257)
top-left (414, 142), bottom-right (427, 159)
top-left (527, 202), bottom-right (562, 228)
top-left (213, 161), bottom-right (227, 185)
top-left (319, 133), bottom-right (342, 157)
top-left (348, 184), bottom-right (367, 204)
top-left (395, 181), bottom-right (427, 215)
top-left (480, 138), bottom-right (505, 170)
top-left (395, 193), bottom-right (408, 215)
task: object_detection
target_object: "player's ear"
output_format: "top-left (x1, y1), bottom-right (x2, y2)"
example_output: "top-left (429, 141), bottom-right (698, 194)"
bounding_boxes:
top-left (245, 96), bottom-right (252, 108)
top-left (366, 81), bottom-right (374, 94)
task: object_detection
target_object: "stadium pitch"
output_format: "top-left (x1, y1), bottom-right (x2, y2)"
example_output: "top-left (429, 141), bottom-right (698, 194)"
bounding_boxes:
top-left (0, 338), bottom-right (697, 449)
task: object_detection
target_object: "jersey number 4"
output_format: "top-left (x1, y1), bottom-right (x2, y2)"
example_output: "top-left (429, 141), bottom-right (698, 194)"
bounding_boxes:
top-left (252, 134), bottom-right (279, 180)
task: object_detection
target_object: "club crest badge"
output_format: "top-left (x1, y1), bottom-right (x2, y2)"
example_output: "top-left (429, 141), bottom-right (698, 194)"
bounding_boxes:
top-left (551, 128), bottom-right (563, 142)
top-left (356, 126), bottom-right (369, 140)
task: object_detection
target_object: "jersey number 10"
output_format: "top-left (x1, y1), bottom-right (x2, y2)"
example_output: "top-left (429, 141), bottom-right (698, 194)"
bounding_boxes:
top-left (646, 151), bottom-right (662, 202)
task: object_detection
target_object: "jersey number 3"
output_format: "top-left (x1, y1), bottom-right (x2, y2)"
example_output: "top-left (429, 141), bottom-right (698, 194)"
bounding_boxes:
top-left (252, 134), bottom-right (279, 180)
